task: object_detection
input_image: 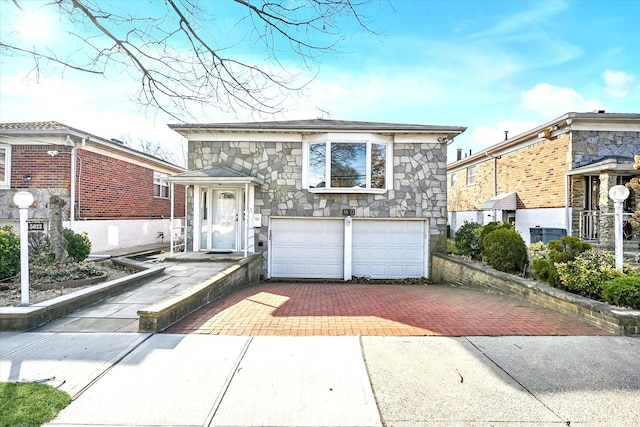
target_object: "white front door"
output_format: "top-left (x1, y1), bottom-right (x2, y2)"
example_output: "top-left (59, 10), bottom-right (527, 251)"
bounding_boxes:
top-left (199, 188), bottom-right (240, 251)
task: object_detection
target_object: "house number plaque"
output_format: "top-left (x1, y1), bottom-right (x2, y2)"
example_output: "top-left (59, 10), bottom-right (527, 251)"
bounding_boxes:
top-left (342, 209), bottom-right (355, 216)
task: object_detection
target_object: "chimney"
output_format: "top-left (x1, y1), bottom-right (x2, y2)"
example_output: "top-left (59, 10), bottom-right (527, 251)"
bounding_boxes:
top-left (456, 149), bottom-right (462, 161)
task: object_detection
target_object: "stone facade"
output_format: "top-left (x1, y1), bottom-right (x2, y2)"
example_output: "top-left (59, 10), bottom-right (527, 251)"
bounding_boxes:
top-left (187, 139), bottom-right (449, 266)
top-left (571, 130), bottom-right (639, 167)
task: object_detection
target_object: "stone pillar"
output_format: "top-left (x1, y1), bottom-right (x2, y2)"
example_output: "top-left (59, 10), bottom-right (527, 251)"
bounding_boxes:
top-left (598, 172), bottom-right (617, 249)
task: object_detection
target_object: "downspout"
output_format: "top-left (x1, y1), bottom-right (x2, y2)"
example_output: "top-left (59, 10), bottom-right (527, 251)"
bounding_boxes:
top-left (69, 138), bottom-right (85, 230)
top-left (485, 150), bottom-right (501, 221)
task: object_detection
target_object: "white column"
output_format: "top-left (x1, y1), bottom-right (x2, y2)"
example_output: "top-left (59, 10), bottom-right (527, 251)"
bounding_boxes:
top-left (343, 216), bottom-right (353, 280)
top-left (18, 207), bottom-right (30, 305)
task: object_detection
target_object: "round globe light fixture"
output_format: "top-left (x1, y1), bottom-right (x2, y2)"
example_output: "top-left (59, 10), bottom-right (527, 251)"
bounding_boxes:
top-left (609, 185), bottom-right (630, 203)
top-left (13, 191), bottom-right (35, 209)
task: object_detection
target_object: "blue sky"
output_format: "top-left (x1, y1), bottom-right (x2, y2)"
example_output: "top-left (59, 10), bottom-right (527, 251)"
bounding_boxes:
top-left (1, 0), bottom-right (638, 163)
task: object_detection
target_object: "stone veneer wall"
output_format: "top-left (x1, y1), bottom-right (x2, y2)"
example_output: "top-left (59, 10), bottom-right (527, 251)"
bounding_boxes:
top-left (570, 130), bottom-right (640, 247)
top-left (571, 130), bottom-right (639, 167)
top-left (188, 140), bottom-right (448, 273)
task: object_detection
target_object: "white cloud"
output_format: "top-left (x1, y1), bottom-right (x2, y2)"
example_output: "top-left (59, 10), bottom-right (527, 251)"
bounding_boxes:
top-left (603, 70), bottom-right (635, 97)
top-left (521, 83), bottom-right (604, 116)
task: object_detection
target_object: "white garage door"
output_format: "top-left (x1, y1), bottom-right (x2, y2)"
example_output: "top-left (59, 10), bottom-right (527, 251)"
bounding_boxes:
top-left (352, 220), bottom-right (425, 279)
top-left (270, 219), bottom-right (344, 279)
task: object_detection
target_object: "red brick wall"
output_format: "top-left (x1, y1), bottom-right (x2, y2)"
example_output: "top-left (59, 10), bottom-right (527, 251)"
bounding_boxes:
top-left (77, 149), bottom-right (185, 218)
top-left (11, 145), bottom-right (71, 190)
top-left (448, 134), bottom-right (570, 211)
top-left (10, 145), bottom-right (185, 218)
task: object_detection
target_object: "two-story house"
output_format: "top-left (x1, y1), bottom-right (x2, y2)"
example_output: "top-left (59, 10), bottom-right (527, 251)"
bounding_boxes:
top-left (167, 119), bottom-right (466, 280)
top-left (447, 111), bottom-right (640, 247)
top-left (0, 121), bottom-right (186, 252)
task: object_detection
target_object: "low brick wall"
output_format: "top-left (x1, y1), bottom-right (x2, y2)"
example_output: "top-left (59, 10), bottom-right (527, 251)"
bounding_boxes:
top-left (431, 253), bottom-right (640, 335)
top-left (0, 258), bottom-right (165, 331)
top-left (138, 254), bottom-right (262, 333)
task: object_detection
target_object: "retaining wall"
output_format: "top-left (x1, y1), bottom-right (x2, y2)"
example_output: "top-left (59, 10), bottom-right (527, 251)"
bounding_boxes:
top-left (138, 254), bottom-right (262, 333)
top-left (431, 253), bottom-right (640, 335)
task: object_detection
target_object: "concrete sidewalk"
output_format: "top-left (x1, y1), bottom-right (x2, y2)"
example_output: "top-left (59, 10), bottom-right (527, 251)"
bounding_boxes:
top-left (1, 332), bottom-right (639, 426)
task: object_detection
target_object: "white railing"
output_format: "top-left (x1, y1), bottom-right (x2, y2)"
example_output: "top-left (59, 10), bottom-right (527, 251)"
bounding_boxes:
top-left (171, 222), bottom-right (186, 254)
top-left (580, 210), bottom-right (598, 241)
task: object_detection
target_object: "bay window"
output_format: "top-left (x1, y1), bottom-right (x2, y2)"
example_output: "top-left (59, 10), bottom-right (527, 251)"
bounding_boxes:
top-left (305, 135), bottom-right (391, 192)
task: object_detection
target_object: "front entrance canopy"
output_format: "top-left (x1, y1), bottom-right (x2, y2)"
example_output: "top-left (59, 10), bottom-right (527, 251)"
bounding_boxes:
top-left (166, 166), bottom-right (264, 256)
top-left (565, 157), bottom-right (637, 176)
top-left (166, 166), bottom-right (264, 186)
top-left (480, 192), bottom-right (517, 210)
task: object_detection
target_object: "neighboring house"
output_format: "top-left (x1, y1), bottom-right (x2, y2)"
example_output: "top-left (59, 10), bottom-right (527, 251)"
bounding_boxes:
top-left (447, 111), bottom-right (640, 247)
top-left (0, 121), bottom-right (186, 252)
top-left (167, 119), bottom-right (466, 279)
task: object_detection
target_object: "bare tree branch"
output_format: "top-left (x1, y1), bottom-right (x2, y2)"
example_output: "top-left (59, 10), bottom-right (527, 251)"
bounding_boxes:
top-left (1, 0), bottom-right (383, 120)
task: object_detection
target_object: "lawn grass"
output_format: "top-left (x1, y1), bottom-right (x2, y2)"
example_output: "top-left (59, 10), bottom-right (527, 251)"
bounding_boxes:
top-left (0, 382), bottom-right (71, 427)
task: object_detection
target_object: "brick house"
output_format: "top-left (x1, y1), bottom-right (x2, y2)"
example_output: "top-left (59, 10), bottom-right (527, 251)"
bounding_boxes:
top-left (167, 119), bottom-right (466, 279)
top-left (447, 112), bottom-right (640, 247)
top-left (0, 121), bottom-right (186, 252)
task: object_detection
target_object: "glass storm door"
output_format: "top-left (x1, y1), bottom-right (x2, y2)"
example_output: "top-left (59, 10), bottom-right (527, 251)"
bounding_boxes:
top-left (199, 188), bottom-right (238, 251)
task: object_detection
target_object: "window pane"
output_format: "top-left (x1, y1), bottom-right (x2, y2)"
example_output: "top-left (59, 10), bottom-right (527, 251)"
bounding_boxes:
top-left (309, 143), bottom-right (326, 188)
top-left (0, 148), bottom-right (5, 184)
top-left (371, 143), bottom-right (386, 189)
top-left (331, 143), bottom-right (366, 188)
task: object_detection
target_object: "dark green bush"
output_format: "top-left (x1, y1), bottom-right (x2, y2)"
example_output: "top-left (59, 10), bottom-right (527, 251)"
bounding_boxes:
top-left (479, 221), bottom-right (514, 254)
top-left (62, 229), bottom-right (92, 262)
top-left (0, 225), bottom-right (20, 280)
top-left (532, 236), bottom-right (591, 286)
top-left (454, 222), bottom-right (483, 260)
top-left (602, 275), bottom-right (640, 309)
top-left (482, 228), bottom-right (528, 274)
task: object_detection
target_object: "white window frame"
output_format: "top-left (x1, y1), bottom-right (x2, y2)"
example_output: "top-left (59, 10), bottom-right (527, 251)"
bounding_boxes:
top-left (450, 173), bottom-right (457, 187)
top-left (153, 171), bottom-right (170, 198)
top-left (466, 165), bottom-right (476, 186)
top-left (302, 133), bottom-right (393, 194)
top-left (0, 144), bottom-right (10, 189)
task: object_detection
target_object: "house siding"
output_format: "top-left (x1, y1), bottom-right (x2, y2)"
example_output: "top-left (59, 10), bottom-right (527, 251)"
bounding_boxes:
top-left (447, 134), bottom-right (570, 214)
top-left (2, 145), bottom-right (185, 228)
top-left (188, 139), bottom-right (448, 268)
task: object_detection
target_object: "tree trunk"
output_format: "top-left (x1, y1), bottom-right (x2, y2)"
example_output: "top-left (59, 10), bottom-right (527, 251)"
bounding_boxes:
top-left (50, 195), bottom-right (67, 261)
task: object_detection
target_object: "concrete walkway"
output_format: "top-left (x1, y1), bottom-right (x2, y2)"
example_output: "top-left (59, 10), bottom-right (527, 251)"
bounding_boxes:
top-left (1, 332), bottom-right (639, 426)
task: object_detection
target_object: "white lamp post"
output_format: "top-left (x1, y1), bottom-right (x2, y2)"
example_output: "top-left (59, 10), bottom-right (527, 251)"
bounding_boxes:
top-left (609, 185), bottom-right (630, 271)
top-left (13, 191), bottom-right (34, 306)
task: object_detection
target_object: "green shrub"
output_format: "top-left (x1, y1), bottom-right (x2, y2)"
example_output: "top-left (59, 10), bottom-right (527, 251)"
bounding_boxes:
top-left (479, 221), bottom-right (514, 255)
top-left (0, 225), bottom-right (20, 280)
top-left (532, 236), bottom-right (591, 286)
top-left (556, 250), bottom-right (629, 299)
top-left (602, 275), bottom-right (640, 309)
top-left (62, 229), bottom-right (92, 262)
top-left (482, 228), bottom-right (528, 274)
top-left (454, 222), bottom-right (483, 260)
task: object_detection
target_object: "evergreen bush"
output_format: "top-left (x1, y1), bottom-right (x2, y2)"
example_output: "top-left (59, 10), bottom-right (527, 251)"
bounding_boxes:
top-left (532, 236), bottom-right (591, 286)
top-left (0, 225), bottom-right (20, 280)
top-left (454, 222), bottom-right (483, 260)
top-left (482, 228), bottom-right (528, 274)
top-left (62, 229), bottom-right (92, 262)
top-left (478, 221), bottom-right (514, 255)
top-left (602, 275), bottom-right (640, 309)
top-left (556, 250), bottom-right (629, 299)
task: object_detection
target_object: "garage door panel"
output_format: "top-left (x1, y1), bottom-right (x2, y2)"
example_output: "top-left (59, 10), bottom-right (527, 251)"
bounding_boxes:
top-left (352, 220), bottom-right (425, 279)
top-left (271, 219), bottom-right (343, 279)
